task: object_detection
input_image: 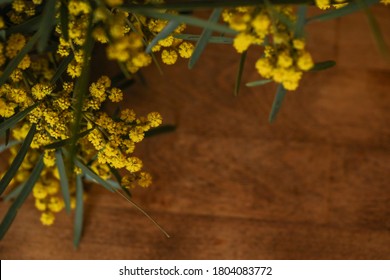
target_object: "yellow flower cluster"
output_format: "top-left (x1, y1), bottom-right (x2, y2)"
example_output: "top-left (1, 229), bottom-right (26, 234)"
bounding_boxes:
top-left (5, 0), bottom-right (40, 24)
top-left (92, 8), bottom-right (154, 74)
top-left (79, 76), bottom-right (161, 187)
top-left (0, 33), bottom-right (32, 83)
top-left (143, 17), bottom-right (195, 65)
top-left (0, 0), bottom-right (166, 226)
top-left (3, 147), bottom-right (67, 226)
top-left (56, 0), bottom-right (91, 77)
top-left (315, 0), bottom-right (349, 10)
top-left (223, 6), bottom-right (314, 91)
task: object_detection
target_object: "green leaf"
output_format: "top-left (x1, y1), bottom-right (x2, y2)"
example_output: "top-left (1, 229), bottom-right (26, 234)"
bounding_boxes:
top-left (309, 60), bottom-right (336, 72)
top-left (55, 149), bottom-right (71, 214)
top-left (234, 50), bottom-right (247, 96)
top-left (37, 0), bottom-right (57, 53)
top-left (306, 0), bottom-right (380, 23)
top-left (73, 174), bottom-right (84, 248)
top-left (269, 84), bottom-right (287, 123)
top-left (0, 103), bottom-right (38, 135)
top-left (146, 20), bottom-right (180, 53)
top-left (357, 0), bottom-right (390, 62)
top-left (84, 174), bottom-right (123, 191)
top-left (0, 140), bottom-right (22, 153)
top-left (0, 32), bottom-right (40, 86)
top-left (246, 79), bottom-right (272, 87)
top-left (68, 15), bottom-right (94, 176)
top-left (0, 124), bottom-right (36, 196)
top-left (122, 0), bottom-right (309, 11)
top-left (174, 34), bottom-right (233, 44)
top-left (5, 128), bottom-right (10, 146)
top-left (108, 166), bottom-right (132, 199)
top-left (188, 8), bottom-right (222, 69)
top-left (0, 154), bottom-right (44, 240)
top-left (2, 183), bottom-right (24, 202)
top-left (5, 16), bottom-right (41, 36)
top-left (134, 10), bottom-right (237, 35)
top-left (75, 159), bottom-right (115, 193)
top-left (294, 5), bottom-right (307, 38)
top-left (144, 125), bottom-right (176, 137)
top-left (50, 53), bottom-right (74, 84)
top-left (60, 1), bottom-right (69, 41)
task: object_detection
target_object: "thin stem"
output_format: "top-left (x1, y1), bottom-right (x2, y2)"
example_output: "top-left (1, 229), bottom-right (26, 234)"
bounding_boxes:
top-left (114, 188), bottom-right (171, 238)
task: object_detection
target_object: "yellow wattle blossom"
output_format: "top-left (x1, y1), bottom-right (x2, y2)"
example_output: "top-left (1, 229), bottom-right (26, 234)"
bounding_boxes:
top-left (57, 38), bottom-right (71, 57)
top-left (315, 0), bottom-right (331, 10)
top-left (178, 42), bottom-right (194, 58)
top-left (108, 88), bottom-right (123, 102)
top-left (12, 0), bottom-right (26, 14)
top-left (67, 60), bottom-right (82, 78)
top-left (147, 112), bottom-right (163, 128)
top-left (68, 0), bottom-right (91, 16)
top-left (0, 99), bottom-right (16, 118)
top-left (297, 52), bottom-right (314, 71)
top-left (43, 150), bottom-right (56, 167)
top-left (161, 49), bottom-right (178, 65)
top-left (129, 126), bottom-right (145, 143)
top-left (18, 55), bottom-right (31, 70)
top-left (293, 39), bottom-right (305, 50)
top-left (138, 172), bottom-right (152, 188)
top-left (277, 51), bottom-right (293, 68)
top-left (40, 212), bottom-right (55, 226)
top-left (10, 69), bottom-right (23, 82)
top-left (251, 14), bottom-right (271, 33)
top-left (33, 183), bottom-right (48, 199)
top-left (233, 33), bottom-right (255, 53)
top-left (6, 33), bottom-right (26, 58)
top-left (35, 199), bottom-right (47, 211)
top-left (158, 36), bottom-right (174, 47)
top-left (92, 27), bottom-right (109, 43)
top-left (126, 157), bottom-right (143, 173)
top-left (255, 58), bottom-right (274, 79)
top-left (31, 83), bottom-right (53, 100)
top-left (48, 197), bottom-right (65, 213)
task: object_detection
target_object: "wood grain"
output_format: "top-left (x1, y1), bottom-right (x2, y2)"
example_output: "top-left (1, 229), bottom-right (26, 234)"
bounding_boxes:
top-left (1, 6), bottom-right (390, 259)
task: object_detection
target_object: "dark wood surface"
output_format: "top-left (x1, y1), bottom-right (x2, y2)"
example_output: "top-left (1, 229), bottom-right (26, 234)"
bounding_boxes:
top-left (1, 7), bottom-right (390, 259)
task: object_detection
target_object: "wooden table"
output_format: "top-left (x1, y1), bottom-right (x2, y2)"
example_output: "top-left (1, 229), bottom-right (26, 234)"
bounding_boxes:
top-left (1, 6), bottom-right (389, 259)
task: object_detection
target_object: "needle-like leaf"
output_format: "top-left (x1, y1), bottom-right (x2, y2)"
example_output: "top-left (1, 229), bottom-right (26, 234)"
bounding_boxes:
top-left (0, 104), bottom-right (38, 135)
top-left (234, 50), bottom-right (247, 96)
top-left (134, 10), bottom-right (236, 35)
top-left (75, 159), bottom-right (115, 193)
top-left (73, 174), bottom-right (84, 248)
top-left (146, 20), bottom-right (180, 53)
top-left (37, 0), bottom-right (56, 53)
top-left (246, 79), bottom-right (273, 87)
top-left (55, 149), bottom-right (71, 214)
top-left (0, 154), bottom-right (44, 239)
top-left (269, 84), bottom-right (287, 123)
top-left (188, 8), bottom-right (223, 69)
top-left (0, 124), bottom-right (36, 196)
